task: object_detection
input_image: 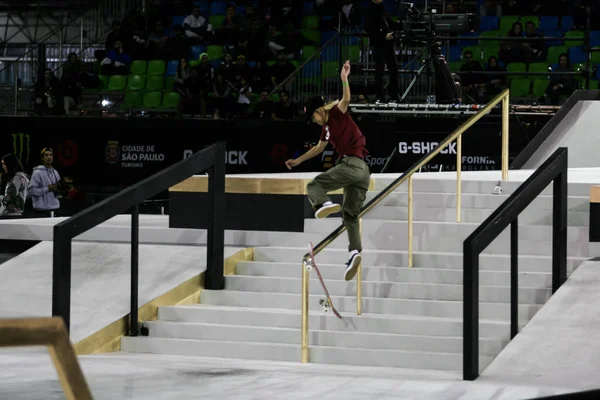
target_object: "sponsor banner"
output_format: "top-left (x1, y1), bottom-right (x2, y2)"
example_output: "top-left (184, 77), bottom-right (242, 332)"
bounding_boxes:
top-left (0, 116), bottom-right (537, 193)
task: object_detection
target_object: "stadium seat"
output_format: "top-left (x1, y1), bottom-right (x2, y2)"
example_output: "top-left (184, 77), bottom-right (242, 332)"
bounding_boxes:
top-left (303, 30), bottom-right (320, 44)
top-left (142, 91), bottom-right (162, 108)
top-left (482, 47), bottom-right (498, 62)
top-left (209, 15), bottom-right (225, 28)
top-left (322, 45), bottom-right (339, 61)
top-left (479, 16), bottom-right (498, 31)
top-left (172, 15), bottom-right (186, 28)
top-left (528, 62), bottom-right (549, 75)
top-left (146, 75), bottom-right (165, 91)
top-left (540, 16), bottom-right (559, 32)
top-left (301, 60), bottom-right (321, 78)
top-left (500, 16), bottom-right (520, 36)
top-left (531, 79), bottom-right (548, 97)
top-left (320, 31), bottom-right (337, 46)
top-left (189, 60), bottom-right (201, 67)
top-left (166, 60), bottom-right (178, 76)
top-left (507, 62), bottom-right (527, 80)
top-left (120, 91), bottom-right (143, 108)
top-left (164, 76), bottom-right (176, 92)
top-left (564, 31), bottom-right (584, 48)
top-left (547, 46), bottom-right (567, 63)
top-left (302, 45), bottom-right (317, 60)
top-left (560, 16), bottom-right (574, 32)
top-left (447, 46), bottom-right (462, 62)
top-left (322, 61), bottom-right (338, 78)
top-left (458, 32), bottom-right (478, 47)
top-left (147, 60), bottom-right (166, 75)
top-left (510, 78), bottom-right (531, 97)
top-left (480, 30), bottom-right (501, 47)
top-left (160, 92), bottom-right (181, 108)
top-left (190, 45), bottom-right (207, 60)
top-left (343, 46), bottom-right (360, 62)
top-left (521, 16), bottom-right (540, 28)
top-left (127, 74), bottom-right (145, 91)
top-left (591, 31), bottom-right (600, 47)
top-left (544, 30), bottom-right (563, 47)
top-left (130, 60), bottom-right (147, 75)
top-left (569, 46), bottom-right (587, 64)
top-left (210, 1), bottom-right (227, 15)
top-left (97, 75), bottom-right (108, 91)
top-left (207, 45), bottom-right (223, 60)
top-left (303, 16), bottom-right (319, 30)
top-left (193, 0), bottom-right (210, 16)
top-left (108, 75), bottom-right (127, 91)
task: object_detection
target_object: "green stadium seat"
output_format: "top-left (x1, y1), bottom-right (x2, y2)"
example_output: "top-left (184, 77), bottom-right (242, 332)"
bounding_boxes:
top-left (479, 30), bottom-right (501, 47)
top-left (189, 60), bottom-right (201, 67)
top-left (142, 91), bottom-right (162, 108)
top-left (482, 47), bottom-right (499, 62)
top-left (302, 30), bottom-right (320, 44)
top-left (207, 45), bottom-right (223, 60)
top-left (127, 74), bottom-right (145, 91)
top-left (510, 78), bottom-right (531, 96)
top-left (120, 91), bottom-right (143, 108)
top-left (209, 15), bottom-right (225, 28)
top-left (322, 61), bottom-right (339, 78)
top-left (529, 62), bottom-right (549, 74)
top-left (164, 76), bottom-right (176, 92)
top-left (108, 75), bottom-right (127, 91)
top-left (507, 62), bottom-right (527, 78)
top-left (160, 92), bottom-right (181, 108)
top-left (146, 75), bottom-right (165, 91)
top-left (500, 16), bottom-right (520, 36)
top-left (532, 79), bottom-right (549, 97)
top-left (343, 46), bottom-right (360, 62)
top-left (564, 31), bottom-right (584, 48)
top-left (303, 16), bottom-right (319, 30)
top-left (547, 46), bottom-right (567, 64)
top-left (97, 75), bottom-right (108, 91)
top-left (449, 61), bottom-right (462, 72)
top-left (147, 60), bottom-right (166, 75)
top-left (302, 46), bottom-right (317, 60)
top-left (130, 60), bottom-right (147, 75)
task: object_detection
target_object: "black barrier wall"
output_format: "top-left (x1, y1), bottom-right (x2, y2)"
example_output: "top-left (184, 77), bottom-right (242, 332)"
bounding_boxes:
top-left (0, 116), bottom-right (541, 193)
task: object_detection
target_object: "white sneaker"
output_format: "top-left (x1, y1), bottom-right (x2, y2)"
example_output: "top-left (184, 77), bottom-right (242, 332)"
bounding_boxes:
top-left (315, 203), bottom-right (341, 219)
top-left (344, 252), bottom-right (361, 281)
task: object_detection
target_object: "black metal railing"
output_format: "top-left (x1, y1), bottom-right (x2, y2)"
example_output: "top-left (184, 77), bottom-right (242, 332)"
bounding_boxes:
top-left (52, 141), bottom-right (226, 334)
top-left (463, 147), bottom-right (568, 380)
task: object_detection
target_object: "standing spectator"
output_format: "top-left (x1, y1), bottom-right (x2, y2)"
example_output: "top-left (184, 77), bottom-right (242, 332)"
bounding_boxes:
top-left (29, 148), bottom-right (61, 218)
top-left (0, 153), bottom-right (29, 217)
top-left (60, 52), bottom-right (82, 115)
top-left (34, 68), bottom-right (61, 115)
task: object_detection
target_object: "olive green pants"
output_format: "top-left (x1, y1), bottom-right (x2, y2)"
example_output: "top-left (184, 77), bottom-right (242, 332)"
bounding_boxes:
top-left (307, 156), bottom-right (371, 252)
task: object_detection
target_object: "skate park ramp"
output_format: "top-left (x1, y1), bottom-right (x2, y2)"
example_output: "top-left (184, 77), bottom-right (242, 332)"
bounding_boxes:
top-left (511, 90), bottom-right (600, 170)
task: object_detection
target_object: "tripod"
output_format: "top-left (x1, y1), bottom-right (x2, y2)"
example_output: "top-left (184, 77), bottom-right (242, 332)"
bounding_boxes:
top-left (398, 40), bottom-right (461, 104)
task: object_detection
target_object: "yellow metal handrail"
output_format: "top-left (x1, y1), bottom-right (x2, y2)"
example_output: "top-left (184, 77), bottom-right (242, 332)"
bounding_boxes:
top-left (300, 89), bottom-right (511, 363)
top-left (0, 317), bottom-right (93, 399)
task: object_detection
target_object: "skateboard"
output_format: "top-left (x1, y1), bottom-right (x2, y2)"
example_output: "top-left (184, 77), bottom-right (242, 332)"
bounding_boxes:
top-left (305, 241), bottom-right (342, 319)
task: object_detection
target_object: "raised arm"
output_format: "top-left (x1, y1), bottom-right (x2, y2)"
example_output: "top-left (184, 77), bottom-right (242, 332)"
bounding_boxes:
top-left (338, 60), bottom-right (351, 114)
top-left (285, 140), bottom-right (328, 169)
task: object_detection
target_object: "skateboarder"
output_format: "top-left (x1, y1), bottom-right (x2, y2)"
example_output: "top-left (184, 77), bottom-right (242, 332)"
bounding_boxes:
top-left (285, 60), bottom-right (371, 281)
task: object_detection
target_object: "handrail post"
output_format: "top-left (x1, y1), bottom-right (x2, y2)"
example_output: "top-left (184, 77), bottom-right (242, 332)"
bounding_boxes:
top-left (502, 93), bottom-right (510, 181)
top-left (52, 226), bottom-right (73, 333)
top-left (356, 218), bottom-right (362, 315)
top-left (408, 176), bottom-right (413, 268)
top-left (130, 204), bottom-right (139, 336)
top-left (463, 241), bottom-right (479, 380)
top-left (510, 218), bottom-right (518, 339)
top-left (206, 143), bottom-right (226, 290)
top-left (456, 134), bottom-right (462, 223)
top-left (301, 260), bottom-right (309, 363)
top-left (552, 164), bottom-right (567, 293)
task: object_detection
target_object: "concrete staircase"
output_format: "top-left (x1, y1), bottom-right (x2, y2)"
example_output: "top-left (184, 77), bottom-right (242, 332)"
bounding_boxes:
top-left (121, 176), bottom-right (591, 373)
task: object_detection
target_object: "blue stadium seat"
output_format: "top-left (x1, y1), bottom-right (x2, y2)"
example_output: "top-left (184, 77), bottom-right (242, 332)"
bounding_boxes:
top-left (166, 60), bottom-right (178, 76)
top-left (301, 60), bottom-right (321, 78)
top-left (190, 45), bottom-right (207, 59)
top-left (447, 46), bottom-right (462, 62)
top-left (322, 45), bottom-right (339, 61)
top-left (479, 16), bottom-right (498, 31)
top-left (591, 31), bottom-right (600, 47)
top-left (568, 46), bottom-right (587, 64)
top-left (247, 60), bottom-right (256, 68)
top-left (458, 32), bottom-right (478, 46)
top-left (544, 30), bottom-right (563, 47)
top-left (539, 16), bottom-right (559, 32)
top-left (303, 2), bottom-right (314, 15)
top-left (172, 15), bottom-right (186, 28)
top-left (210, 1), bottom-right (227, 15)
top-left (209, 60), bottom-right (221, 69)
top-left (560, 16), bottom-right (574, 32)
top-left (320, 31), bottom-right (337, 45)
top-left (193, 0), bottom-right (210, 16)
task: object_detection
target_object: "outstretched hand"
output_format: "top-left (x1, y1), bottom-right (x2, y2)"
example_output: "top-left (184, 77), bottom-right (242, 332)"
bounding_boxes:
top-left (285, 159), bottom-right (300, 170)
top-left (341, 60), bottom-right (351, 79)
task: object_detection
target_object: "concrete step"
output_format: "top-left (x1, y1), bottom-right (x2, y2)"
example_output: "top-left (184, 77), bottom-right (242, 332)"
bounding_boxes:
top-left (364, 192), bottom-right (589, 211)
top-left (372, 177), bottom-right (592, 197)
top-left (304, 219), bottom-right (588, 243)
top-left (145, 321), bottom-right (506, 356)
top-left (358, 206), bottom-right (589, 226)
top-left (200, 290), bottom-right (542, 320)
top-left (224, 275), bottom-right (551, 304)
top-left (120, 336), bottom-right (495, 371)
top-left (235, 262), bottom-right (554, 288)
top-left (158, 305), bottom-right (521, 338)
top-left (253, 247), bottom-right (584, 274)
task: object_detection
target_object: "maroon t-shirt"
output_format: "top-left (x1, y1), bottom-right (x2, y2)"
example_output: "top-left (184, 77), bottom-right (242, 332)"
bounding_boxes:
top-left (319, 105), bottom-right (368, 159)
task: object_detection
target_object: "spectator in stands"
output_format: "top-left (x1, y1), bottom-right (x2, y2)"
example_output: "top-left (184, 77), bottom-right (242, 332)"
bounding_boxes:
top-left (60, 52), bottom-right (82, 116)
top-left (101, 40), bottom-right (132, 75)
top-left (183, 6), bottom-right (213, 44)
top-left (196, 53), bottom-right (215, 92)
top-left (174, 57), bottom-right (191, 89)
top-left (271, 90), bottom-right (296, 120)
top-left (499, 22), bottom-right (535, 64)
top-left (479, 0), bottom-right (502, 16)
top-left (239, 20), bottom-right (266, 60)
top-left (217, 51), bottom-right (236, 82)
top-left (178, 67), bottom-right (207, 117)
top-left (233, 54), bottom-right (251, 81)
top-left (235, 76), bottom-right (253, 117)
top-left (365, 0), bottom-right (401, 103)
top-left (250, 61), bottom-right (270, 91)
top-left (253, 88), bottom-right (274, 119)
top-left (212, 72), bottom-right (235, 118)
top-left (339, 0), bottom-right (361, 30)
top-left (166, 25), bottom-right (190, 60)
top-left (148, 21), bottom-right (169, 60)
top-left (545, 53), bottom-right (574, 105)
top-left (459, 50), bottom-right (484, 102)
top-left (241, 3), bottom-right (263, 30)
top-left (105, 21), bottom-right (124, 51)
top-left (129, 22), bottom-right (149, 60)
top-left (483, 56), bottom-right (507, 97)
top-left (28, 148), bottom-right (60, 218)
top-left (523, 21), bottom-right (544, 61)
top-left (219, 4), bottom-right (242, 47)
top-left (34, 68), bottom-right (61, 116)
top-left (270, 50), bottom-right (295, 91)
top-left (0, 153), bottom-right (29, 218)
top-left (146, 0), bottom-right (168, 29)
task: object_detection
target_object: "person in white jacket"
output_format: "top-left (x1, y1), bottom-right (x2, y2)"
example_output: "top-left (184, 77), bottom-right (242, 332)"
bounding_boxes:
top-left (0, 153), bottom-right (29, 217)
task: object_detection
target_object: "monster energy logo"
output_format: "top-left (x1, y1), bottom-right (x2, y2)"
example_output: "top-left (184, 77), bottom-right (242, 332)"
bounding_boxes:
top-left (11, 133), bottom-right (30, 165)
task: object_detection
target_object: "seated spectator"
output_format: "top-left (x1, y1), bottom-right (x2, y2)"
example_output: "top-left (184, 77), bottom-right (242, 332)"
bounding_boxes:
top-left (34, 68), bottom-right (61, 116)
top-left (523, 21), bottom-right (544, 61)
top-left (271, 90), bottom-right (296, 120)
top-left (250, 61), bottom-right (270, 91)
top-left (545, 53), bottom-right (574, 105)
top-left (174, 57), bottom-right (191, 89)
top-left (499, 22), bottom-right (535, 64)
top-left (483, 56), bottom-right (507, 97)
top-left (105, 20), bottom-right (124, 51)
top-left (252, 88), bottom-right (274, 119)
top-left (270, 50), bottom-right (295, 91)
top-left (217, 51), bottom-right (236, 82)
top-left (241, 3), bottom-right (263, 30)
top-left (183, 6), bottom-right (213, 44)
top-left (166, 25), bottom-right (190, 60)
top-left (129, 22), bottom-right (149, 60)
top-left (218, 4), bottom-right (242, 47)
top-left (178, 67), bottom-right (207, 116)
top-left (459, 50), bottom-right (484, 101)
top-left (148, 21), bottom-right (169, 60)
top-left (233, 54), bottom-right (251, 81)
top-left (60, 52), bottom-right (82, 116)
top-left (101, 40), bottom-right (132, 75)
top-left (235, 76), bottom-right (253, 117)
top-left (211, 72), bottom-right (236, 118)
top-left (238, 20), bottom-right (266, 61)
